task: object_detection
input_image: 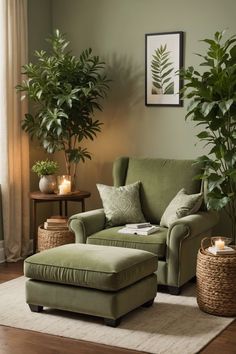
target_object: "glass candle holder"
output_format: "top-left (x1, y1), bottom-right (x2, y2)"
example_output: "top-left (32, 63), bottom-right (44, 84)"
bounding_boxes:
top-left (211, 237), bottom-right (232, 250)
top-left (57, 175), bottom-right (71, 195)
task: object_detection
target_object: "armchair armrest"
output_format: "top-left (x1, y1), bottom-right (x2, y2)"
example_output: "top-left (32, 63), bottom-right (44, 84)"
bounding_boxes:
top-left (165, 210), bottom-right (219, 287)
top-left (68, 209), bottom-right (105, 243)
top-left (167, 210), bottom-right (219, 246)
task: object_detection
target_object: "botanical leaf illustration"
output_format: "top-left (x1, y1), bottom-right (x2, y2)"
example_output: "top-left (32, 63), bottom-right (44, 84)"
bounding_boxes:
top-left (151, 44), bottom-right (174, 95)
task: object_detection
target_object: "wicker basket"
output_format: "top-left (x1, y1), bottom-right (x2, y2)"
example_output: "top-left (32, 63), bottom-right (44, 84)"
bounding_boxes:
top-left (196, 237), bottom-right (236, 317)
top-left (37, 225), bottom-right (75, 252)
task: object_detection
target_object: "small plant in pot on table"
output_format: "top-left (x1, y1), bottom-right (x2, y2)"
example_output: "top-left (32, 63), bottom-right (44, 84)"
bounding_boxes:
top-left (32, 159), bottom-right (59, 194)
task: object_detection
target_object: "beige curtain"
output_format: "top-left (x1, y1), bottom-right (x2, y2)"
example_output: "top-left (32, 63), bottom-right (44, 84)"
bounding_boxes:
top-left (0, 0), bottom-right (30, 261)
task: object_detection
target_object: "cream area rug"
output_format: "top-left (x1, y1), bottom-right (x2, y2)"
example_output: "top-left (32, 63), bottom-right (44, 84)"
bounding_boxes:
top-left (0, 277), bottom-right (234, 354)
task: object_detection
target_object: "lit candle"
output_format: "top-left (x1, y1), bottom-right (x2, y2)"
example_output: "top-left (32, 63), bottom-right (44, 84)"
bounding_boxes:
top-left (215, 239), bottom-right (225, 250)
top-left (58, 178), bottom-right (71, 195)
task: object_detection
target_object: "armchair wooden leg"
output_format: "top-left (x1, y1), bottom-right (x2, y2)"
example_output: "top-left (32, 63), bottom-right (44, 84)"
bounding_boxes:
top-left (141, 298), bottom-right (154, 307)
top-left (104, 317), bottom-right (121, 327)
top-left (28, 304), bottom-right (43, 312)
top-left (168, 286), bottom-right (181, 295)
top-left (190, 276), bottom-right (196, 283)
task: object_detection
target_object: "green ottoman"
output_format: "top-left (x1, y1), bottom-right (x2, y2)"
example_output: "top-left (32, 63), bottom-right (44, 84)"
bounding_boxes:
top-left (24, 244), bottom-right (158, 327)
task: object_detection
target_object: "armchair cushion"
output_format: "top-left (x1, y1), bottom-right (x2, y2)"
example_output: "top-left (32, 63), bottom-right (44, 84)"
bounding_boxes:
top-left (87, 226), bottom-right (167, 259)
top-left (97, 181), bottom-right (145, 228)
top-left (160, 188), bottom-right (203, 227)
top-left (116, 157), bottom-right (202, 223)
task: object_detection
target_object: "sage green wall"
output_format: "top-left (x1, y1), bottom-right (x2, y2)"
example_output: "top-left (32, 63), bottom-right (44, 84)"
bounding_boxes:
top-left (28, 0), bottom-right (236, 235)
top-left (49, 0), bottom-right (235, 235)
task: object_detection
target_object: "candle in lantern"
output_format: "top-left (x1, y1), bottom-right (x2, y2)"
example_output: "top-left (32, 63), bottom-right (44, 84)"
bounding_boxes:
top-left (215, 238), bottom-right (225, 250)
top-left (58, 177), bottom-right (71, 195)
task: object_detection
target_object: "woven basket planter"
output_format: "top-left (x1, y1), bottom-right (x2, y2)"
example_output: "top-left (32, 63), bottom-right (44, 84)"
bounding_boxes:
top-left (38, 225), bottom-right (75, 252)
top-left (196, 238), bottom-right (236, 317)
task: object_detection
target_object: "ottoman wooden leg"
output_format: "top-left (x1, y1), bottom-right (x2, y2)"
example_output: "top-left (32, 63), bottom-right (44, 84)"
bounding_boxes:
top-left (142, 298), bottom-right (154, 307)
top-left (29, 304), bottom-right (43, 312)
top-left (104, 317), bottom-right (121, 327)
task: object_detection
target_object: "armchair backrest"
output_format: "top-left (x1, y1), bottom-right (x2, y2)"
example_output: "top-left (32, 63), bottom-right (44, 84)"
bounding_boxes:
top-left (113, 157), bottom-right (202, 224)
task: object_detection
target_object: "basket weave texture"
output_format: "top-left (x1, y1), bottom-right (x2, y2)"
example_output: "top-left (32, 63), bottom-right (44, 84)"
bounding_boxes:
top-left (38, 225), bottom-right (75, 252)
top-left (196, 238), bottom-right (236, 317)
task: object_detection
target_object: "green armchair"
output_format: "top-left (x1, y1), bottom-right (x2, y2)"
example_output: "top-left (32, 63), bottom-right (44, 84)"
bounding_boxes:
top-left (69, 157), bottom-right (219, 294)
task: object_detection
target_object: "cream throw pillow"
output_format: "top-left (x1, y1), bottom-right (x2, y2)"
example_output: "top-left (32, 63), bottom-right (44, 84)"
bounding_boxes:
top-left (97, 182), bottom-right (146, 228)
top-left (160, 188), bottom-right (203, 227)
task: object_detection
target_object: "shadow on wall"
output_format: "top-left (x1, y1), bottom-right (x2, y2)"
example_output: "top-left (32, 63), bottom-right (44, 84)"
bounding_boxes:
top-left (67, 54), bottom-right (145, 211)
top-left (103, 53), bottom-right (144, 125)
top-left (72, 159), bottom-right (113, 212)
top-left (64, 54), bottom-right (145, 213)
top-left (213, 209), bottom-right (232, 238)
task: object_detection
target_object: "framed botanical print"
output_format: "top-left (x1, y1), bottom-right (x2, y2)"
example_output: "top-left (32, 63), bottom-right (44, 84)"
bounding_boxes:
top-left (145, 31), bottom-right (184, 106)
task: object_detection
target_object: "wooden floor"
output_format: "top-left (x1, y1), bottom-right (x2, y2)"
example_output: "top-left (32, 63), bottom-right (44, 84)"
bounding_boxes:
top-left (0, 262), bottom-right (235, 354)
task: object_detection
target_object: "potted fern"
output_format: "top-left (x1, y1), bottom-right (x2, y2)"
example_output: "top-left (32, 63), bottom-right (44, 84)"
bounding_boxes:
top-left (32, 159), bottom-right (58, 194)
top-left (181, 31), bottom-right (236, 242)
top-left (17, 29), bottom-right (109, 189)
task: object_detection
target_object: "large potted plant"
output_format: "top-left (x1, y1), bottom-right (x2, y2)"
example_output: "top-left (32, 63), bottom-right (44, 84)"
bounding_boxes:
top-left (17, 29), bottom-right (109, 188)
top-left (181, 31), bottom-right (236, 242)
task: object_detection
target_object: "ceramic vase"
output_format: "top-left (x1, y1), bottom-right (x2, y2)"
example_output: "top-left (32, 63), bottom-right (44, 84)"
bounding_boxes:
top-left (39, 175), bottom-right (57, 194)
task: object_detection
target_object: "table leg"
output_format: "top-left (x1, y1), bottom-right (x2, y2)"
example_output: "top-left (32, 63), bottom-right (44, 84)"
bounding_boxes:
top-left (65, 201), bottom-right (68, 216)
top-left (81, 199), bottom-right (85, 212)
top-left (32, 200), bottom-right (37, 254)
top-left (59, 201), bottom-right (63, 215)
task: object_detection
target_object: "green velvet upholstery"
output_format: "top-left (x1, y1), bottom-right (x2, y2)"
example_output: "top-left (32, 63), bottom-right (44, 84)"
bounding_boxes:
top-left (24, 244), bottom-right (157, 325)
top-left (87, 226), bottom-right (167, 259)
top-left (69, 157), bottom-right (219, 292)
top-left (26, 274), bottom-right (157, 321)
top-left (115, 157), bottom-right (202, 223)
top-left (24, 244), bottom-right (157, 291)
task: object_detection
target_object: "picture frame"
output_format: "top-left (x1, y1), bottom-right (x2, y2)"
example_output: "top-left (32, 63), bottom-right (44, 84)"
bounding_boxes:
top-left (145, 31), bottom-right (184, 106)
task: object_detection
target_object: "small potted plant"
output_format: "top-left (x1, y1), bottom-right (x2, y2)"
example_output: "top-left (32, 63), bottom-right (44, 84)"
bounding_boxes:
top-left (32, 159), bottom-right (59, 194)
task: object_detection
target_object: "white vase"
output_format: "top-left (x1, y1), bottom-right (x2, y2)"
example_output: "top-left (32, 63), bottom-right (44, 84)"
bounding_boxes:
top-left (39, 175), bottom-right (57, 194)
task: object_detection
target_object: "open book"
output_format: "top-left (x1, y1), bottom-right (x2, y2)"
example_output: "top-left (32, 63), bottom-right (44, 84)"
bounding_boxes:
top-left (118, 225), bottom-right (160, 236)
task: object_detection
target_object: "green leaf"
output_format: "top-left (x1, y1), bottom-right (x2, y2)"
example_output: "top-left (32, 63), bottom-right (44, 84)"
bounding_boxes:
top-left (230, 45), bottom-right (236, 58)
top-left (201, 102), bottom-right (215, 117)
top-left (218, 99), bottom-right (233, 115)
top-left (187, 100), bottom-right (200, 111)
top-left (207, 196), bottom-right (230, 211)
top-left (197, 131), bottom-right (211, 139)
top-left (207, 174), bottom-right (225, 192)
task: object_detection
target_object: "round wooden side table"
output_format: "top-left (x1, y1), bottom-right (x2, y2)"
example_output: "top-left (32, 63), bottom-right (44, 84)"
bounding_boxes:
top-left (30, 190), bottom-right (91, 253)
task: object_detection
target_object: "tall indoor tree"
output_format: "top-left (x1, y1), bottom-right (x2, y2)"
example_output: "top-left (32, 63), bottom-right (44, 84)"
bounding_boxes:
top-left (17, 29), bottom-right (109, 187)
top-left (181, 30), bottom-right (236, 242)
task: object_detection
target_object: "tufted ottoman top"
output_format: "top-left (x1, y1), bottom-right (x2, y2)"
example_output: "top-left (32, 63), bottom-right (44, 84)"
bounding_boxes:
top-left (24, 244), bottom-right (157, 291)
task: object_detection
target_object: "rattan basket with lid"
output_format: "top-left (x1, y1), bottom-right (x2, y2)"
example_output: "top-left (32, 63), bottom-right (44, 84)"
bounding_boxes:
top-left (196, 237), bottom-right (236, 317)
